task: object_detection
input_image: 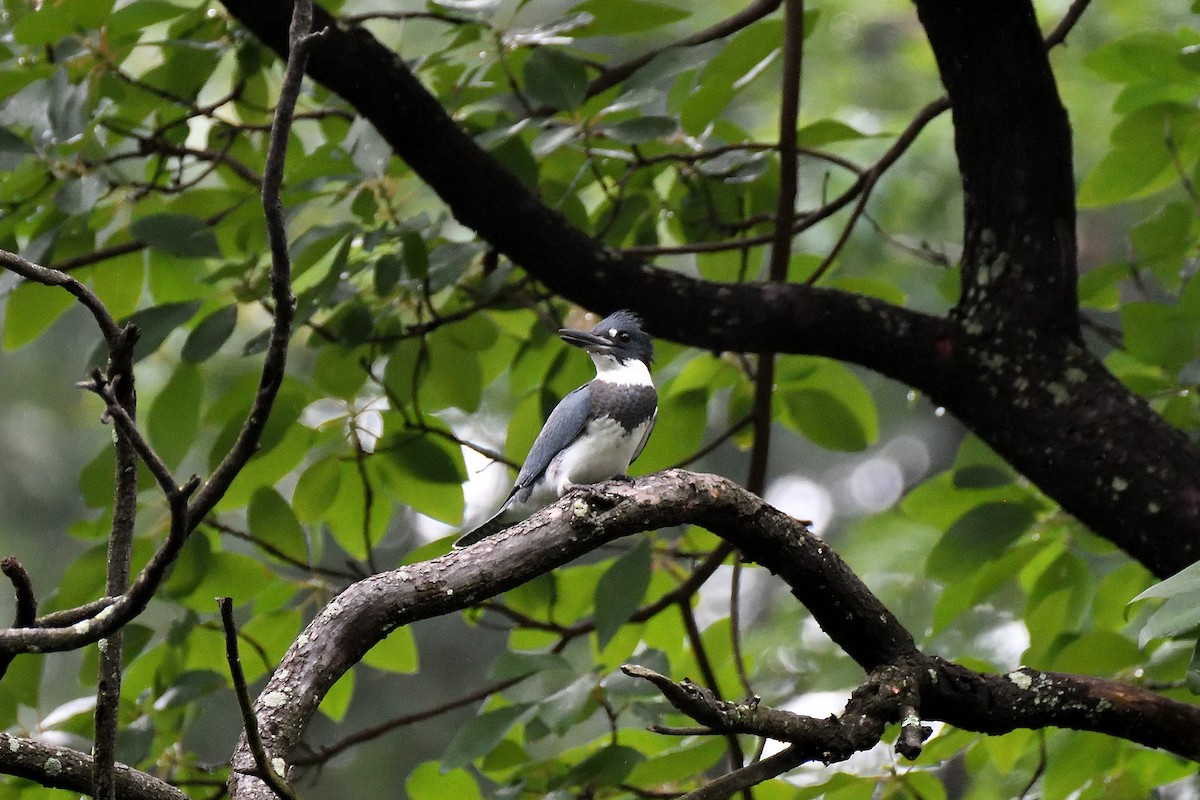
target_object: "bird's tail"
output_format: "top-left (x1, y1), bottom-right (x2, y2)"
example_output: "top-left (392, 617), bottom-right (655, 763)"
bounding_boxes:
top-left (453, 510), bottom-right (513, 549)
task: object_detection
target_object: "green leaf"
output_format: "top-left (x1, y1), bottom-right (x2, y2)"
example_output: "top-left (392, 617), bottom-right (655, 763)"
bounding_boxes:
top-left (594, 538), bottom-right (652, 648)
top-left (148, 362), bottom-right (203, 468)
top-left (362, 626), bottom-right (419, 674)
top-left (601, 116), bottom-right (678, 144)
top-left (1132, 559), bottom-right (1200, 603)
top-left (681, 21), bottom-right (785, 134)
top-left (780, 388), bottom-right (872, 451)
top-left (2, 281), bottom-right (74, 350)
top-left (1188, 640), bottom-right (1200, 694)
top-left (406, 761), bottom-right (482, 800)
top-left (420, 333), bottom-right (483, 413)
top-left (122, 301), bottom-right (204, 364)
top-left (130, 214), bottom-right (221, 259)
top-left (181, 304), bottom-right (238, 363)
top-left (626, 738), bottom-right (726, 785)
top-left (293, 455), bottom-right (343, 523)
top-left (523, 48), bottom-right (589, 110)
top-left (403, 231), bottom-right (428, 280)
top-left (442, 704), bottom-right (532, 769)
top-left (248, 487), bottom-right (308, 564)
top-left (380, 434), bottom-right (467, 524)
top-left (776, 358), bottom-right (878, 451)
top-left (319, 666), bottom-right (355, 722)
top-left (1120, 302), bottom-right (1198, 374)
top-left (561, 745), bottom-right (645, 787)
top-left (796, 119), bottom-right (881, 148)
top-left (1138, 588), bottom-right (1200, 646)
top-left (571, 0), bottom-right (689, 35)
top-left (312, 344), bottom-right (369, 398)
top-left (926, 502), bottom-right (1036, 582)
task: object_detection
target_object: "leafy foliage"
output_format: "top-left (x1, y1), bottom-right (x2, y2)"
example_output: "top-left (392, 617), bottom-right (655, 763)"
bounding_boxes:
top-left (0, 0), bottom-right (1196, 798)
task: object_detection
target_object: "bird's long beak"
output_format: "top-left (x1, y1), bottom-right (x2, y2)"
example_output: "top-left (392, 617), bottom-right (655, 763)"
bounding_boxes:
top-left (558, 327), bottom-right (613, 354)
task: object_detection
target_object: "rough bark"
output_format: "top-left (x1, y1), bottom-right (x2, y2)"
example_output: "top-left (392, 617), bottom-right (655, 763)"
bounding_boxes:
top-left (228, 472), bottom-right (1200, 799)
top-left (218, 0), bottom-right (1200, 577)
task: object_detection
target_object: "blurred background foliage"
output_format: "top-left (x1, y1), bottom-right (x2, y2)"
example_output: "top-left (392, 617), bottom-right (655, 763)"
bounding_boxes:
top-left (0, 0), bottom-right (1198, 797)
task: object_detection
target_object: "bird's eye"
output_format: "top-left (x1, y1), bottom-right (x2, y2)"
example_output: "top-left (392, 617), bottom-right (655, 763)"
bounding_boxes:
top-left (618, 331), bottom-right (631, 343)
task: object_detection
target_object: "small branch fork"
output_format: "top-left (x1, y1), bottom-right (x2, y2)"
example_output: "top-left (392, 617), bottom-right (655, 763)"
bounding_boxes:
top-left (0, 0), bottom-right (319, 660)
top-left (620, 661), bottom-right (932, 786)
top-left (231, 471), bottom-right (1200, 799)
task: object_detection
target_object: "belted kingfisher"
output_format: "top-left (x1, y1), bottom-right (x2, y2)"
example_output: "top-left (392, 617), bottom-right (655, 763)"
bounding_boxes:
top-left (454, 310), bottom-right (657, 548)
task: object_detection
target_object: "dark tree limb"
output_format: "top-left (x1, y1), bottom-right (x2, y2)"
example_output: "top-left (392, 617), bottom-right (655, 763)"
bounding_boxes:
top-left (227, 472), bottom-right (1200, 799)
top-left (0, 733), bottom-right (187, 800)
top-left (221, 598), bottom-right (299, 800)
top-left (218, 0), bottom-right (1200, 578)
top-left (94, 322), bottom-right (142, 800)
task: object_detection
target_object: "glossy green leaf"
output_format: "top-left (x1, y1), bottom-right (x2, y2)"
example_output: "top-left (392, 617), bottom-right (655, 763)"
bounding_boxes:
top-left (319, 666), bottom-right (355, 722)
top-left (926, 502), bottom-right (1036, 582)
top-left (293, 455), bottom-right (343, 524)
top-left (407, 761), bottom-right (483, 800)
top-left (381, 433), bottom-right (467, 523)
top-left (572, 0), bottom-right (689, 35)
top-left (523, 48), bottom-right (589, 110)
top-left (248, 487), bottom-right (308, 564)
top-left (181, 304), bottom-right (238, 363)
top-left (122, 301), bottom-right (204, 364)
top-left (2, 281), bottom-right (74, 350)
top-left (362, 626), bottom-right (419, 674)
top-left (594, 538), bottom-right (652, 648)
top-left (442, 704), bottom-right (532, 769)
top-left (1121, 302), bottom-right (1198, 374)
top-left (130, 214), bottom-right (221, 259)
top-left (562, 745), bottom-right (644, 787)
top-left (148, 362), bottom-right (203, 467)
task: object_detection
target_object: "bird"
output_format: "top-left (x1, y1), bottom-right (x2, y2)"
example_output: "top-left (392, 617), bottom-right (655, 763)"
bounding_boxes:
top-left (454, 309), bottom-right (657, 548)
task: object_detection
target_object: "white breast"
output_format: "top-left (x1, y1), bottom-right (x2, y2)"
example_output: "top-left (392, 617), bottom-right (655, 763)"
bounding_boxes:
top-left (544, 416), bottom-right (652, 495)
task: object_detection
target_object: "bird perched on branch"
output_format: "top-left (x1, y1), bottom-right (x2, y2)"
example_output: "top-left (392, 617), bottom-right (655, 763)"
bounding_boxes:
top-left (454, 310), bottom-right (657, 548)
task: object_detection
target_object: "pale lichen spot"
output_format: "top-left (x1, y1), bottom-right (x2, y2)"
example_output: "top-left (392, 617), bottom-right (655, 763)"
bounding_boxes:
top-left (1045, 382), bottom-right (1070, 406)
top-left (397, 569), bottom-right (412, 582)
top-left (1148, 502), bottom-right (1161, 514)
top-left (1013, 376), bottom-right (1030, 392)
top-left (272, 757), bottom-right (287, 777)
top-left (1064, 367), bottom-right (1087, 384)
top-left (571, 498), bottom-right (590, 517)
top-left (326, 599), bottom-right (342, 615)
top-left (1007, 670), bottom-right (1033, 690)
top-left (1112, 477), bottom-right (1128, 493)
top-left (262, 690), bottom-right (288, 708)
top-left (71, 619), bottom-right (92, 636)
top-left (44, 757), bottom-right (62, 776)
top-left (97, 639), bottom-right (108, 653)
top-left (7, 737), bottom-right (18, 752)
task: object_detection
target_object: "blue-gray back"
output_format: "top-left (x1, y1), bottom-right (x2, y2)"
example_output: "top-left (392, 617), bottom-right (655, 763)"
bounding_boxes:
top-left (514, 383), bottom-right (592, 490)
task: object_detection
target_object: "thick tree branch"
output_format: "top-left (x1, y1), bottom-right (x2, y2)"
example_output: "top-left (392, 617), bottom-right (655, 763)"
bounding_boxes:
top-left (229, 471), bottom-right (1200, 799)
top-left (0, 733), bottom-right (186, 800)
top-left (217, 0), bottom-right (1200, 577)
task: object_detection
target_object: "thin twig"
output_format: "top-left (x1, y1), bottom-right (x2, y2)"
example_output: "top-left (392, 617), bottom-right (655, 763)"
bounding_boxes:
top-left (186, 3), bottom-right (323, 524)
top-left (676, 745), bottom-right (807, 800)
top-left (93, 328), bottom-right (142, 800)
top-left (293, 673), bottom-right (531, 766)
top-left (219, 598), bottom-right (298, 800)
top-left (0, 250), bottom-right (121, 343)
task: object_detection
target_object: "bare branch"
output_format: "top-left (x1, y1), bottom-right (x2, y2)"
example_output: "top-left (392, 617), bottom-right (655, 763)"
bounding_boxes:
top-left (188, 0), bottom-right (323, 524)
top-left (0, 249), bottom-right (121, 343)
top-left (220, 598), bottom-right (299, 800)
top-left (0, 733), bottom-right (187, 800)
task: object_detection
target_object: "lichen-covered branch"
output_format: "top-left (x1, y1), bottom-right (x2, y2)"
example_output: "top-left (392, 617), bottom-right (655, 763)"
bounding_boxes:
top-left (228, 471), bottom-right (1200, 799)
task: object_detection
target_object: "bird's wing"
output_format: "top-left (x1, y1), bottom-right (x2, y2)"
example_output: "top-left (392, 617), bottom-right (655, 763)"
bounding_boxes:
top-left (630, 407), bottom-right (657, 464)
top-left (514, 384), bottom-right (592, 490)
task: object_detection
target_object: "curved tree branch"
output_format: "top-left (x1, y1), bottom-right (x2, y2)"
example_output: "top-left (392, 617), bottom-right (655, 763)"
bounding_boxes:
top-left (0, 733), bottom-right (186, 800)
top-left (218, 0), bottom-right (1200, 577)
top-left (229, 471), bottom-right (1200, 799)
